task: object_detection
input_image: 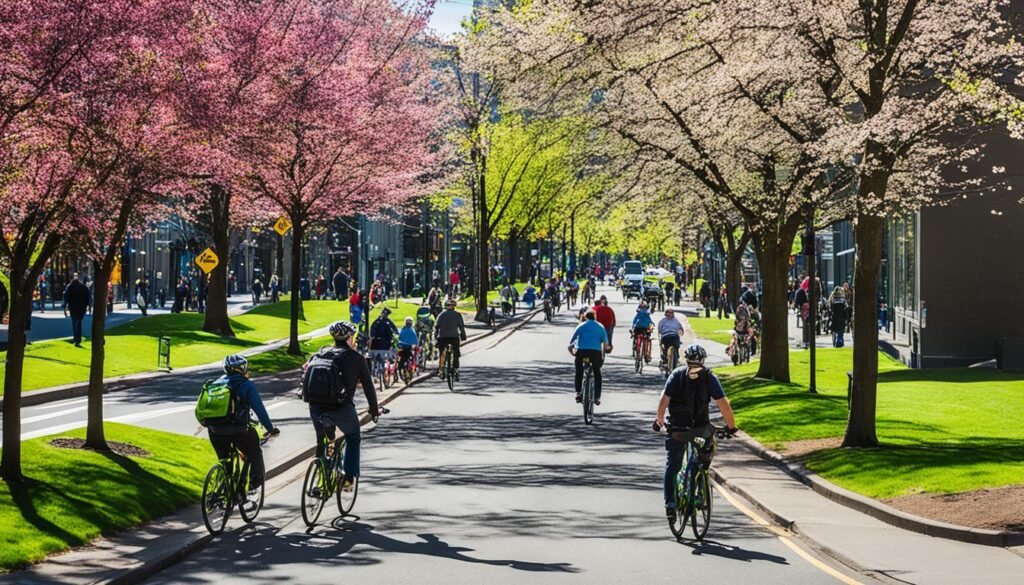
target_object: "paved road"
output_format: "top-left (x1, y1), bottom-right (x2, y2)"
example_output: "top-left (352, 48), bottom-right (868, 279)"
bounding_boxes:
top-left (138, 292), bottom-right (862, 584)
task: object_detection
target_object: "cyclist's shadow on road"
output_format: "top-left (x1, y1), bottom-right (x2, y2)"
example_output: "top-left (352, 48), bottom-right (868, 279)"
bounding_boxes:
top-left (680, 538), bottom-right (788, 564)
top-left (289, 518), bottom-right (579, 573)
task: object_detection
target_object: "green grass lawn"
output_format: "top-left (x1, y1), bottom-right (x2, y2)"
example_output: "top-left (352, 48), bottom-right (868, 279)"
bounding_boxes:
top-left (685, 314), bottom-right (735, 345)
top-left (0, 423), bottom-right (213, 572)
top-left (716, 349), bottom-right (1024, 499)
top-left (2, 299), bottom-right (424, 392)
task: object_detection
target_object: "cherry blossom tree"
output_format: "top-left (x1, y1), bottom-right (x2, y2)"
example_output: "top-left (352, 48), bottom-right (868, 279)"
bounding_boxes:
top-left (238, 0), bottom-right (444, 354)
top-left (0, 0), bottom-right (191, 480)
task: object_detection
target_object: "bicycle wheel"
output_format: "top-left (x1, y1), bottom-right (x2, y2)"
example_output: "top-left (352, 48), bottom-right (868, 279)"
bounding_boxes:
top-left (336, 472), bottom-right (359, 516)
top-left (201, 463), bottom-right (231, 535)
top-left (446, 351), bottom-right (455, 391)
top-left (300, 459), bottom-right (327, 527)
top-left (668, 471), bottom-right (688, 540)
top-left (582, 367), bottom-right (594, 425)
top-left (691, 467), bottom-right (713, 541)
top-left (238, 460), bottom-right (264, 523)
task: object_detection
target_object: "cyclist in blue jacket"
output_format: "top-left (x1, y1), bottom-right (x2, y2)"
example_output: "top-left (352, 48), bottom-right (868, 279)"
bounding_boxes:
top-left (568, 309), bottom-right (610, 405)
top-left (207, 355), bottom-right (280, 493)
top-left (397, 316), bottom-right (419, 371)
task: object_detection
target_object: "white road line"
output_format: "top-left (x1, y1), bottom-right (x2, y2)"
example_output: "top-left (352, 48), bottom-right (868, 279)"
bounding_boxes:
top-left (32, 397), bottom-right (89, 410)
top-left (21, 405), bottom-right (89, 425)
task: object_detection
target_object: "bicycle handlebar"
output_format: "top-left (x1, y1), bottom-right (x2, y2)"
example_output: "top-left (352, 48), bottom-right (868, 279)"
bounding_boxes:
top-left (651, 422), bottom-right (737, 438)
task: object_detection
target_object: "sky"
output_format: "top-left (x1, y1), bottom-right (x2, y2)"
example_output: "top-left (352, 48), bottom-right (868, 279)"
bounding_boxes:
top-left (428, 0), bottom-right (475, 39)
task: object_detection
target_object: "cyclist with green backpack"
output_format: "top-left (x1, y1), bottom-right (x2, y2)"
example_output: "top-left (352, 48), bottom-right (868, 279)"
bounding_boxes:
top-left (199, 355), bottom-right (280, 494)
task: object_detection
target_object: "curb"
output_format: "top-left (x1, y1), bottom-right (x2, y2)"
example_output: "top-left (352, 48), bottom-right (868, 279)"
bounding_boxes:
top-left (720, 432), bottom-right (1024, 548)
top-left (64, 306), bottom-right (542, 585)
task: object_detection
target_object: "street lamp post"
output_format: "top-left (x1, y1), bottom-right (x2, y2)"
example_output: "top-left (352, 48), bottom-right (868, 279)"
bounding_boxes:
top-left (569, 199), bottom-right (588, 276)
top-left (804, 217), bottom-right (818, 394)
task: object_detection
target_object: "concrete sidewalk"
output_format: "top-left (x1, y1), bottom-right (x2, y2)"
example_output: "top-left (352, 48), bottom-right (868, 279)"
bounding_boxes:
top-left (711, 434), bottom-right (1024, 585)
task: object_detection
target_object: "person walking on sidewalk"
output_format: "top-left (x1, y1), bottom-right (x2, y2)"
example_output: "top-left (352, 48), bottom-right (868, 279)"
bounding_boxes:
top-left (333, 266), bottom-right (350, 301)
top-left (654, 345), bottom-right (738, 522)
top-left (699, 280), bottom-right (712, 318)
top-left (62, 273), bottom-right (91, 347)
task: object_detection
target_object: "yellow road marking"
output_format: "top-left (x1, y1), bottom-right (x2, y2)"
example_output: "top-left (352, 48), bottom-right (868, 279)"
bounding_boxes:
top-left (713, 479), bottom-right (864, 585)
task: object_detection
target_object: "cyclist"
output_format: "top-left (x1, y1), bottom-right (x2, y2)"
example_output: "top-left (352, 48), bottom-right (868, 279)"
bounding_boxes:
top-left (208, 355), bottom-right (280, 495)
top-left (593, 295), bottom-right (616, 352)
top-left (654, 345), bottom-right (737, 522)
top-left (434, 297), bottom-right (467, 378)
top-left (568, 309), bottom-right (609, 405)
top-left (657, 308), bottom-right (684, 366)
top-left (426, 279), bottom-right (444, 317)
top-left (369, 306), bottom-right (400, 368)
top-left (397, 316), bottom-right (418, 372)
top-left (632, 301), bottom-right (654, 362)
top-left (307, 321), bottom-right (381, 488)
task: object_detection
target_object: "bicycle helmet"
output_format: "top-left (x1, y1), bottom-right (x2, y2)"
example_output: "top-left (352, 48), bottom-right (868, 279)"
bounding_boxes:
top-left (683, 344), bottom-right (707, 365)
top-left (638, 301), bottom-right (648, 310)
top-left (405, 316), bottom-right (414, 325)
top-left (444, 297), bottom-right (457, 309)
top-left (329, 320), bottom-right (357, 341)
top-left (381, 306), bottom-right (392, 317)
top-left (223, 354), bottom-right (249, 375)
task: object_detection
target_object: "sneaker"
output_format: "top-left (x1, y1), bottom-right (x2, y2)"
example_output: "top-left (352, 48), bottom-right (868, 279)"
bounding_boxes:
top-left (666, 507), bottom-right (677, 522)
top-left (454, 369), bottom-right (460, 381)
top-left (575, 393), bottom-right (582, 403)
top-left (595, 399), bottom-right (601, 406)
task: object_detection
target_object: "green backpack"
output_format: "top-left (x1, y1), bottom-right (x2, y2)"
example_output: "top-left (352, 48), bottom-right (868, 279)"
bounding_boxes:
top-left (195, 379), bottom-right (237, 427)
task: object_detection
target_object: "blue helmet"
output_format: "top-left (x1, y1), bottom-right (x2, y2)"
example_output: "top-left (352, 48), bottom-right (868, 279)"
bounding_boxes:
top-left (223, 354), bottom-right (248, 375)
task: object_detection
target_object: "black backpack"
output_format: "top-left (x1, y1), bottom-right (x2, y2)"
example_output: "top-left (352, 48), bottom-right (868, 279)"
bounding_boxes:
top-left (301, 348), bottom-right (346, 406)
top-left (667, 367), bottom-right (711, 429)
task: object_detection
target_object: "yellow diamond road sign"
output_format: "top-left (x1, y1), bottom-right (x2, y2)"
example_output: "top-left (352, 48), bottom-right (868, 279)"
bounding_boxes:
top-left (195, 247), bottom-right (220, 274)
top-left (274, 216), bottom-right (293, 236)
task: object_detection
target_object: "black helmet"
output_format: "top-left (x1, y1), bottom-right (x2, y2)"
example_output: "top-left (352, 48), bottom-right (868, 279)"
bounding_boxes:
top-left (683, 344), bottom-right (707, 365)
top-left (329, 321), bottom-right (357, 341)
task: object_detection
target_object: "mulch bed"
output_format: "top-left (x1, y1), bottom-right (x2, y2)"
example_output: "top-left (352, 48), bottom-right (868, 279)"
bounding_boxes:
top-left (49, 438), bottom-right (151, 458)
top-left (780, 438), bottom-right (1024, 532)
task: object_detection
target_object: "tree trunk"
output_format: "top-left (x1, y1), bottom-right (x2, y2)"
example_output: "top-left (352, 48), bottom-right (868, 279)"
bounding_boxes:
top-left (202, 184), bottom-right (234, 337)
top-left (724, 230), bottom-right (750, 312)
top-left (843, 211), bottom-right (884, 447)
top-left (288, 220), bottom-right (305, 355)
top-left (753, 235), bottom-right (793, 382)
top-left (85, 260), bottom-right (112, 450)
top-left (1, 233), bottom-right (58, 481)
top-left (1, 274), bottom-right (29, 481)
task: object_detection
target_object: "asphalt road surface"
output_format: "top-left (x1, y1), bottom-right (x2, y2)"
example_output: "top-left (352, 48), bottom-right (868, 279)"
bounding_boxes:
top-left (133, 293), bottom-right (865, 585)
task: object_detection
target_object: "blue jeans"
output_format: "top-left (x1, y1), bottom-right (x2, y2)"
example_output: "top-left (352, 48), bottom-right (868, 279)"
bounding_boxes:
top-left (310, 402), bottom-right (362, 478)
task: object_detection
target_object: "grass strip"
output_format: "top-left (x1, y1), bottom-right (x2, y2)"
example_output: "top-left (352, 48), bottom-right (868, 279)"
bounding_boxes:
top-left (716, 349), bottom-right (1024, 498)
top-left (0, 423), bottom-right (214, 572)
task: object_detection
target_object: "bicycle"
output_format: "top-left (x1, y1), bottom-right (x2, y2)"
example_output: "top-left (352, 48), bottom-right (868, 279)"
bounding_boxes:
top-left (371, 351), bottom-right (392, 390)
top-left (438, 343), bottom-right (457, 391)
top-left (399, 346), bottom-right (418, 384)
top-left (654, 423), bottom-right (734, 541)
top-left (572, 350), bottom-right (596, 425)
top-left (632, 330), bottom-right (652, 374)
top-left (301, 408), bottom-right (390, 526)
top-left (660, 343), bottom-right (678, 378)
top-left (201, 427), bottom-right (276, 535)
top-left (732, 333), bottom-right (751, 365)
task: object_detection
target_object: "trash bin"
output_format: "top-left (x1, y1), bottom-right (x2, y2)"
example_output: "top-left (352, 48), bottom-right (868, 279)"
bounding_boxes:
top-left (299, 278), bottom-right (311, 301)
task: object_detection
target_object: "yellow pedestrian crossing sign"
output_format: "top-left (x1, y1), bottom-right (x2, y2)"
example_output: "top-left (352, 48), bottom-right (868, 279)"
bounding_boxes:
top-left (274, 216), bottom-right (293, 236)
top-left (195, 247), bottom-right (220, 274)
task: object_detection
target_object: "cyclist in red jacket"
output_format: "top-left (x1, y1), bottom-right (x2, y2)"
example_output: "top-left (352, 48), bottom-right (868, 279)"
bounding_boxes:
top-left (592, 295), bottom-right (617, 352)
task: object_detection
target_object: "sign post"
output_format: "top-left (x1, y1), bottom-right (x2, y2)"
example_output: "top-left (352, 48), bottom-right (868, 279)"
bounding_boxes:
top-left (194, 247), bottom-right (220, 275)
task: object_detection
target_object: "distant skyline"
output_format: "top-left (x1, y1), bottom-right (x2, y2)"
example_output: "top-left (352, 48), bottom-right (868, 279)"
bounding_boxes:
top-left (428, 0), bottom-right (475, 39)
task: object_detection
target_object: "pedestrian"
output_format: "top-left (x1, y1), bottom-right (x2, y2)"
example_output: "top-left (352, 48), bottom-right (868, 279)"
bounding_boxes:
top-left (270, 274), bottom-right (281, 304)
top-left (135, 278), bottom-right (149, 316)
top-left (197, 275), bottom-right (207, 313)
top-left (499, 281), bottom-right (515, 317)
top-left (332, 266), bottom-right (350, 301)
top-left (349, 289), bottom-right (363, 325)
top-left (828, 285), bottom-right (847, 348)
top-left (315, 272), bottom-right (325, 300)
top-left (699, 280), bottom-right (712, 318)
top-left (252, 278), bottom-right (263, 305)
top-left (717, 285), bottom-right (730, 320)
top-left (843, 281), bottom-right (853, 333)
top-left (448, 268), bottom-right (460, 298)
top-left (37, 274), bottom-right (47, 313)
top-left (663, 279), bottom-right (675, 308)
top-left (106, 283), bottom-right (114, 315)
top-left (62, 272), bottom-right (91, 347)
top-left (228, 271), bottom-right (236, 296)
top-left (795, 279), bottom-right (810, 348)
